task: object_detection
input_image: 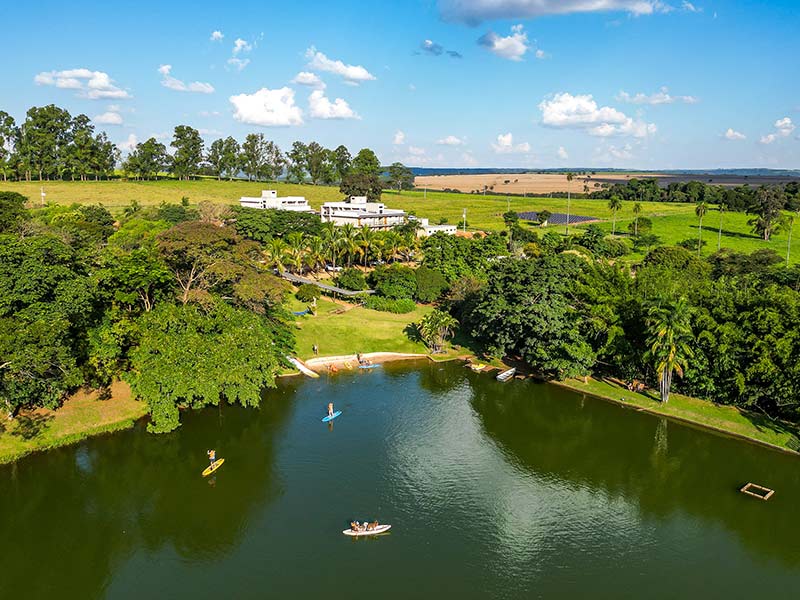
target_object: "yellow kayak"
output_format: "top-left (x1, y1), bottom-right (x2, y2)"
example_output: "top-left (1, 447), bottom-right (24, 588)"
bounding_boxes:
top-left (202, 458), bottom-right (225, 477)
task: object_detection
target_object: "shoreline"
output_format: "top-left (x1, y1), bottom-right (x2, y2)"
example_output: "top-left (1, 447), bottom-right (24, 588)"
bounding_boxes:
top-left (3, 353), bottom-right (798, 466)
top-left (0, 381), bottom-right (147, 466)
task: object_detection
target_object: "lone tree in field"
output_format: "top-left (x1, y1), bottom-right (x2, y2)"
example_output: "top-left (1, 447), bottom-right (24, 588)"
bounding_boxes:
top-left (608, 196), bottom-right (623, 234)
top-left (632, 202), bottom-right (642, 237)
top-left (646, 298), bottom-right (694, 404)
top-left (417, 309), bottom-right (458, 353)
top-left (695, 201), bottom-right (707, 255)
top-left (747, 186), bottom-right (785, 241)
top-left (565, 172), bottom-right (574, 235)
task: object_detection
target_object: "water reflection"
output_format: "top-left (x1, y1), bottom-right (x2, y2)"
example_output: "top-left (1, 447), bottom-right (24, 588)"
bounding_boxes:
top-left (0, 392), bottom-right (294, 599)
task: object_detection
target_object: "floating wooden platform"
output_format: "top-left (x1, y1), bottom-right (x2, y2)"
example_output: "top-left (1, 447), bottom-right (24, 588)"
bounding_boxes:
top-left (740, 482), bottom-right (774, 501)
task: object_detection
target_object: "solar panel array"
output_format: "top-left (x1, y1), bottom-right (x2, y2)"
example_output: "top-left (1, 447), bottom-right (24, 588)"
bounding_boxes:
top-left (516, 212), bottom-right (598, 226)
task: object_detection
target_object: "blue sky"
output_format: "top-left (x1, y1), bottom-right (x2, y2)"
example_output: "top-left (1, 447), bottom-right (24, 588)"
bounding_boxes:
top-left (3, 0), bottom-right (799, 169)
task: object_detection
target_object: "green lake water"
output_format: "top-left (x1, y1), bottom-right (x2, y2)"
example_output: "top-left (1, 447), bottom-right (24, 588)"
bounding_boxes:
top-left (2, 360), bottom-right (799, 599)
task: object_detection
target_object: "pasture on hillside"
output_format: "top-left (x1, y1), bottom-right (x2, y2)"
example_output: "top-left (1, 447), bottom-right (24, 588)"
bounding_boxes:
top-left (3, 180), bottom-right (797, 264)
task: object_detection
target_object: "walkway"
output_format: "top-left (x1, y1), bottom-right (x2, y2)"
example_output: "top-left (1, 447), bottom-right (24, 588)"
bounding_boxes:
top-left (280, 272), bottom-right (374, 297)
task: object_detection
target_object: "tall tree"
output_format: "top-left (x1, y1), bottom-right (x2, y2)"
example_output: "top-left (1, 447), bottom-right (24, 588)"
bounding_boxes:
top-left (417, 309), bottom-right (458, 353)
top-left (695, 201), bottom-right (707, 255)
top-left (286, 141), bottom-right (308, 183)
top-left (170, 125), bottom-right (204, 180)
top-left (18, 104), bottom-right (73, 180)
top-left (646, 298), bottom-right (694, 403)
top-left (306, 142), bottom-right (334, 185)
top-left (351, 148), bottom-right (381, 178)
top-left (387, 162), bottom-right (414, 193)
top-left (0, 111), bottom-right (19, 181)
top-left (332, 144), bottom-right (352, 181)
top-left (607, 196), bottom-right (622, 235)
top-left (565, 172), bottom-right (574, 235)
top-left (67, 114), bottom-right (96, 181)
top-left (747, 186), bottom-right (786, 241)
top-left (125, 138), bottom-right (169, 180)
top-left (340, 172), bottom-right (383, 201)
top-left (632, 202), bottom-right (642, 237)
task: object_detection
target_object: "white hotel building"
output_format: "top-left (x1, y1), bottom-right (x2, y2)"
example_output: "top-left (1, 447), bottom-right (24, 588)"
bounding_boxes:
top-left (239, 190), bottom-right (315, 213)
top-left (319, 196), bottom-right (407, 231)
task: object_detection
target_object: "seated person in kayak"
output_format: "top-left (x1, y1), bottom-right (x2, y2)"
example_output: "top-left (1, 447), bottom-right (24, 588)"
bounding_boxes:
top-left (327, 402), bottom-right (335, 417)
top-left (207, 449), bottom-right (216, 466)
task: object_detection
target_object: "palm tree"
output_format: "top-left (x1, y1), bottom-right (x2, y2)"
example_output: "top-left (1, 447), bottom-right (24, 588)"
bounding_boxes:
top-left (645, 299), bottom-right (694, 403)
top-left (565, 172), bottom-right (574, 235)
top-left (632, 202), bottom-right (642, 237)
top-left (384, 231), bottom-right (403, 263)
top-left (339, 223), bottom-right (361, 267)
top-left (417, 309), bottom-right (458, 353)
top-left (263, 238), bottom-right (289, 274)
top-left (304, 236), bottom-right (326, 274)
top-left (717, 202), bottom-right (726, 251)
top-left (695, 201), bottom-right (707, 255)
top-left (358, 226), bottom-right (376, 267)
top-left (320, 222), bottom-right (341, 270)
top-left (607, 196), bottom-right (623, 235)
top-left (786, 214), bottom-right (795, 267)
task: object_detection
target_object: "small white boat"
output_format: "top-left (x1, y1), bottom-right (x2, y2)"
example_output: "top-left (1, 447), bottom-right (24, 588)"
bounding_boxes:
top-left (342, 524), bottom-right (392, 537)
top-left (496, 368), bottom-right (516, 382)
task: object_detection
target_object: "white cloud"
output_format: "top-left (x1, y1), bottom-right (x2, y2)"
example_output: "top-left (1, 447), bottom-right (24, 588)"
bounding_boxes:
top-left (158, 65), bottom-right (215, 94)
top-left (681, 1), bottom-right (701, 12)
top-left (305, 46), bottom-right (376, 84)
top-left (229, 87), bottom-right (304, 126)
top-left (198, 128), bottom-right (223, 136)
top-left (408, 146), bottom-right (426, 156)
top-left (227, 58), bottom-right (250, 71)
top-left (118, 133), bottom-right (138, 152)
top-left (461, 152), bottom-right (478, 166)
top-left (210, 30), bottom-right (224, 41)
top-left (34, 68), bottom-right (130, 100)
top-left (308, 90), bottom-right (359, 120)
top-left (199, 110), bottom-right (221, 117)
top-left (393, 130), bottom-right (406, 145)
top-left (93, 111), bottom-right (123, 125)
top-left (232, 38), bottom-right (252, 55)
top-left (421, 39), bottom-right (444, 56)
top-left (617, 86), bottom-right (698, 105)
top-left (760, 117), bottom-right (795, 144)
top-left (491, 132), bottom-right (531, 154)
top-left (478, 24), bottom-right (529, 61)
top-left (437, 135), bottom-right (465, 146)
top-left (535, 49), bottom-right (547, 59)
top-left (724, 128), bottom-right (746, 141)
top-left (440, 0), bottom-right (671, 24)
top-left (596, 143), bottom-right (635, 162)
top-left (539, 92), bottom-right (656, 138)
top-left (557, 146), bottom-right (569, 159)
top-left (292, 71), bottom-right (326, 89)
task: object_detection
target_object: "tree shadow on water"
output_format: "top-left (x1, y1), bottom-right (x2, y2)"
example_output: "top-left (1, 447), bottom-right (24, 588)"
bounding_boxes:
top-left (10, 413), bottom-right (54, 440)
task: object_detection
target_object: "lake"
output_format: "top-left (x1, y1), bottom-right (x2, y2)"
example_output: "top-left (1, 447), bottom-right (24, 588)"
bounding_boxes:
top-left (2, 360), bottom-right (799, 599)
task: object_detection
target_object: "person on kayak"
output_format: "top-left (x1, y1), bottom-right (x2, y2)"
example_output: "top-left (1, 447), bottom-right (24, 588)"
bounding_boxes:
top-left (207, 449), bottom-right (216, 466)
top-left (327, 402), bottom-right (334, 418)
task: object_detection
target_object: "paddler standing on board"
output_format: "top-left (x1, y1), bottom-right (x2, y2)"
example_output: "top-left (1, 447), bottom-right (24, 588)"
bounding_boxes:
top-left (207, 449), bottom-right (216, 467)
top-left (327, 402), bottom-right (335, 418)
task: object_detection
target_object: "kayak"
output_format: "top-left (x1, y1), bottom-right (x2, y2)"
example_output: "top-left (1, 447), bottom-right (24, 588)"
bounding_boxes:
top-left (202, 458), bottom-right (224, 477)
top-left (358, 364), bottom-right (380, 370)
top-left (322, 410), bottom-right (342, 422)
top-left (342, 524), bottom-right (392, 537)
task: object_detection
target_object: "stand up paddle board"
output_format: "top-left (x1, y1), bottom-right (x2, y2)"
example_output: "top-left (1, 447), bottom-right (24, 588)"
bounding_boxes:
top-left (202, 458), bottom-right (224, 477)
top-left (322, 410), bottom-right (342, 422)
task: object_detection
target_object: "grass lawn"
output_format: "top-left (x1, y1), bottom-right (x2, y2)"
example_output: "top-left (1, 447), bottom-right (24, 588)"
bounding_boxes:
top-left (556, 376), bottom-right (800, 454)
top-left (5, 180), bottom-right (796, 264)
top-left (0, 380), bottom-right (147, 465)
top-left (290, 296), bottom-right (434, 360)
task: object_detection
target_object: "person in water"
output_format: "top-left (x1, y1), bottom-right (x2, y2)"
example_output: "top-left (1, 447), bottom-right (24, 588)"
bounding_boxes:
top-left (327, 402), bottom-right (334, 418)
top-left (207, 449), bottom-right (216, 466)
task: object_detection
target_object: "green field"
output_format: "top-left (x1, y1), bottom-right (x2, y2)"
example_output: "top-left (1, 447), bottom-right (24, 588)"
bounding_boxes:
top-left (3, 179), bottom-right (796, 263)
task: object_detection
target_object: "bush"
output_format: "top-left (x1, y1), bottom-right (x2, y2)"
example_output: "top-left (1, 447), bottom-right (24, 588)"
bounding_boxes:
top-left (678, 238), bottom-right (707, 251)
top-left (414, 266), bottom-right (449, 303)
top-left (369, 264), bottom-right (417, 299)
top-left (296, 284), bottom-right (321, 302)
top-left (336, 267), bottom-right (368, 291)
top-left (364, 296), bottom-right (416, 313)
top-left (600, 237), bottom-right (630, 258)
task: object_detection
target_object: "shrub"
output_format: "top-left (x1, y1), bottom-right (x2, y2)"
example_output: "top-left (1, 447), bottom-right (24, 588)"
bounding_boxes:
top-left (364, 296), bottom-right (416, 313)
top-left (369, 264), bottom-right (417, 299)
top-left (677, 238), bottom-right (708, 251)
top-left (296, 284), bottom-right (321, 302)
top-left (336, 267), bottom-right (368, 291)
top-left (414, 266), bottom-right (449, 303)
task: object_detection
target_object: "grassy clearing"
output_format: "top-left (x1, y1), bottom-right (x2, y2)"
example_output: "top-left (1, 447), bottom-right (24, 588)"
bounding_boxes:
top-left (0, 381), bottom-right (147, 465)
top-left (555, 376), bottom-right (800, 454)
top-left (290, 296), bottom-right (433, 359)
top-left (4, 180), bottom-right (793, 263)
